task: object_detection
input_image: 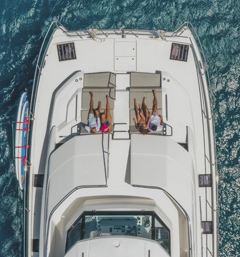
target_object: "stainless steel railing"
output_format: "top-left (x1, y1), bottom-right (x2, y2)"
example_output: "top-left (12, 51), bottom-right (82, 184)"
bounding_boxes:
top-left (189, 26), bottom-right (218, 257)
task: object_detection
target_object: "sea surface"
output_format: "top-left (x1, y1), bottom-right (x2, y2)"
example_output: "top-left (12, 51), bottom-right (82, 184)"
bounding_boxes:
top-left (0, 0), bottom-right (239, 256)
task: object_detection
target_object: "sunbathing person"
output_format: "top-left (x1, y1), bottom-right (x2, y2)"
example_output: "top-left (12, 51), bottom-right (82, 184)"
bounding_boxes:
top-left (100, 95), bottom-right (112, 133)
top-left (147, 90), bottom-right (164, 132)
top-left (133, 98), bottom-right (150, 134)
top-left (84, 92), bottom-right (101, 134)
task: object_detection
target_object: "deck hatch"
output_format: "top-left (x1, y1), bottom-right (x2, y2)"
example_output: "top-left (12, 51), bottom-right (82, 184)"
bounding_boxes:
top-left (57, 43), bottom-right (76, 61)
top-left (202, 221), bottom-right (213, 234)
top-left (34, 174), bottom-right (44, 187)
top-left (199, 174), bottom-right (212, 187)
top-left (33, 239), bottom-right (39, 252)
top-left (170, 43), bottom-right (189, 62)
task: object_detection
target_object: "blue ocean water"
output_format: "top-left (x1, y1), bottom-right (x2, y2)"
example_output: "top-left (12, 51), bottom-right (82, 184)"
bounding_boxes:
top-left (0, 0), bottom-right (239, 256)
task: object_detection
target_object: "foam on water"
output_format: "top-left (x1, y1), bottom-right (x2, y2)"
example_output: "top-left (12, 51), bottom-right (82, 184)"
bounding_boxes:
top-left (1, 0), bottom-right (240, 256)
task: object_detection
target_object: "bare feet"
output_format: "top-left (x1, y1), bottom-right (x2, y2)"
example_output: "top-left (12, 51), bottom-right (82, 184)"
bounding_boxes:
top-left (143, 97), bottom-right (146, 104)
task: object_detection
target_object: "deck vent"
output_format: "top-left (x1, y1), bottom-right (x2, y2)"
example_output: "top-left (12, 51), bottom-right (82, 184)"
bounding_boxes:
top-left (33, 239), bottom-right (39, 252)
top-left (57, 43), bottom-right (76, 61)
top-left (34, 174), bottom-right (44, 187)
top-left (202, 221), bottom-right (213, 234)
top-left (170, 43), bottom-right (189, 62)
top-left (199, 174), bottom-right (212, 187)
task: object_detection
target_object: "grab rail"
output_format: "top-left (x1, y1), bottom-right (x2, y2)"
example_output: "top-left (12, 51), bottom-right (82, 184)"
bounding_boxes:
top-left (132, 184), bottom-right (193, 257)
top-left (189, 27), bottom-right (218, 257)
top-left (170, 22), bottom-right (211, 84)
top-left (30, 22), bottom-right (59, 115)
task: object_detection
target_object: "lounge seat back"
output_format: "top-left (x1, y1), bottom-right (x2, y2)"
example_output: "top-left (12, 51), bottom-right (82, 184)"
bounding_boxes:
top-left (130, 72), bottom-right (161, 88)
top-left (82, 72), bottom-right (116, 111)
top-left (84, 72), bottom-right (116, 88)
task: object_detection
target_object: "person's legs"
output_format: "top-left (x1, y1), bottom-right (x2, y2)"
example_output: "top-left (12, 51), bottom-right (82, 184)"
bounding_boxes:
top-left (101, 109), bottom-right (106, 123)
top-left (142, 97), bottom-right (149, 118)
top-left (95, 101), bottom-right (101, 118)
top-left (152, 90), bottom-right (158, 112)
top-left (89, 92), bottom-right (94, 114)
top-left (134, 98), bottom-right (141, 122)
top-left (138, 104), bottom-right (146, 121)
top-left (106, 95), bottom-right (112, 124)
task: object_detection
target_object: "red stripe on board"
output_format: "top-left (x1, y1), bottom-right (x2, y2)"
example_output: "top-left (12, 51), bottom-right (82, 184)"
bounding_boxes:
top-left (15, 156), bottom-right (28, 166)
top-left (16, 128), bottom-right (30, 131)
top-left (15, 145), bottom-right (30, 149)
top-left (17, 118), bottom-right (30, 124)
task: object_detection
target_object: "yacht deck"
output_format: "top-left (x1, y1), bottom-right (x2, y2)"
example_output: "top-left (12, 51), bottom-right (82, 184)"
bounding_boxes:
top-left (27, 25), bottom-right (217, 257)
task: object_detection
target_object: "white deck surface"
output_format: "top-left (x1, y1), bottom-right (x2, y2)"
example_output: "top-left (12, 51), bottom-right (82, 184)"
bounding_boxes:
top-left (65, 237), bottom-right (170, 257)
top-left (28, 27), bottom-right (217, 257)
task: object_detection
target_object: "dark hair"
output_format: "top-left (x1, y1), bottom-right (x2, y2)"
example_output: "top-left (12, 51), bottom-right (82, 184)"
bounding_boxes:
top-left (139, 126), bottom-right (149, 135)
top-left (151, 125), bottom-right (157, 131)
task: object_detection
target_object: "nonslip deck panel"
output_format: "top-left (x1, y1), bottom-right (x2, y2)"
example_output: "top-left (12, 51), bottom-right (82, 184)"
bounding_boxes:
top-left (83, 72), bottom-right (116, 87)
top-left (130, 72), bottom-right (161, 87)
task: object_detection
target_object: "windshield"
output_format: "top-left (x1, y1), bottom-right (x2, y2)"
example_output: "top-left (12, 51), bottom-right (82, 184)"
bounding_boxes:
top-left (66, 211), bottom-right (170, 254)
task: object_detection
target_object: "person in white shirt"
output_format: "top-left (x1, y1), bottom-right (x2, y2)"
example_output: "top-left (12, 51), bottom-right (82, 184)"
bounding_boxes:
top-left (85, 92), bottom-right (101, 134)
top-left (138, 90), bottom-right (164, 133)
top-left (147, 90), bottom-right (164, 132)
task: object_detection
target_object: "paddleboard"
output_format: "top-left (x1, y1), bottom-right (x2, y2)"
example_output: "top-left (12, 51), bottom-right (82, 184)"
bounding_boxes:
top-left (15, 93), bottom-right (29, 189)
top-left (19, 101), bottom-right (29, 189)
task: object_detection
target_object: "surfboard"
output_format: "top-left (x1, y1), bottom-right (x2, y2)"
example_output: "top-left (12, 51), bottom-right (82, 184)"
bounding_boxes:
top-left (15, 93), bottom-right (29, 190)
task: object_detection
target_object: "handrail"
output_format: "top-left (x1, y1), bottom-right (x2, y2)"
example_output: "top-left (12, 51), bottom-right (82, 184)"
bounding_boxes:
top-left (188, 26), bottom-right (217, 257)
top-left (170, 22), bottom-right (211, 89)
top-left (43, 185), bottom-right (107, 257)
top-left (30, 21), bottom-right (59, 115)
top-left (132, 184), bottom-right (192, 257)
top-left (53, 21), bottom-right (163, 39)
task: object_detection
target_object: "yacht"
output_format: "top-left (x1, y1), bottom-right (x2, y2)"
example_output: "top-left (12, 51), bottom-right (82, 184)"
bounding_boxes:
top-left (22, 21), bottom-right (218, 257)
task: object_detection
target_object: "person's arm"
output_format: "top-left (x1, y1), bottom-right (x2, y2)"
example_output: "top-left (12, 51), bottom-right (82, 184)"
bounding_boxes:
top-left (146, 111), bottom-right (152, 129)
top-left (159, 114), bottom-right (164, 126)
